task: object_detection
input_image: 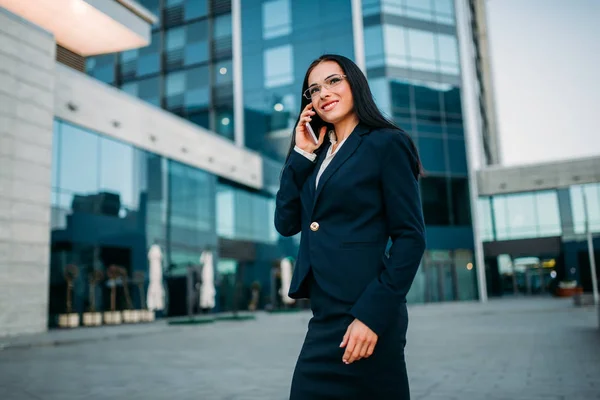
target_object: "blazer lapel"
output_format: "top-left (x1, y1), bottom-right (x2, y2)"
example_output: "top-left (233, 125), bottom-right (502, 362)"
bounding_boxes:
top-left (313, 132), bottom-right (363, 207)
top-left (308, 142), bottom-right (330, 200)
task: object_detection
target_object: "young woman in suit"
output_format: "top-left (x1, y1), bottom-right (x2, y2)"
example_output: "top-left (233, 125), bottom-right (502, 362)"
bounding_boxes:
top-left (275, 54), bottom-right (426, 400)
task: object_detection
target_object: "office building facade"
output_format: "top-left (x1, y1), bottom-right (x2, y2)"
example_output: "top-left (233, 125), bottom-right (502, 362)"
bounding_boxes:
top-left (1, 0), bottom-right (492, 337)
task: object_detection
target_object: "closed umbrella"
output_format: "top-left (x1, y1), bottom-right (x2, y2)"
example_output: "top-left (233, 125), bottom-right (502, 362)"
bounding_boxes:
top-left (199, 251), bottom-right (216, 309)
top-left (280, 257), bottom-right (295, 305)
top-left (147, 244), bottom-right (165, 311)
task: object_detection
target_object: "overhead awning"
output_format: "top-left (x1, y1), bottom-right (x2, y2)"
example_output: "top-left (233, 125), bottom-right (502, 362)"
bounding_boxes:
top-left (0, 0), bottom-right (157, 56)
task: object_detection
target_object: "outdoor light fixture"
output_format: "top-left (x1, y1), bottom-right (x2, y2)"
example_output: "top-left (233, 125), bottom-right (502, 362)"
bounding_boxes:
top-left (112, 120), bottom-right (121, 128)
top-left (66, 102), bottom-right (78, 111)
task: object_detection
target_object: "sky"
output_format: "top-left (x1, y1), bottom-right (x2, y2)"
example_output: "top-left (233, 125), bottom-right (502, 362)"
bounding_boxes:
top-left (484, 0), bottom-right (600, 166)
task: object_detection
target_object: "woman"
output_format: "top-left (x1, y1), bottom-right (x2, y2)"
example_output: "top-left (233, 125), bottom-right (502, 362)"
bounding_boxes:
top-left (275, 54), bottom-right (426, 399)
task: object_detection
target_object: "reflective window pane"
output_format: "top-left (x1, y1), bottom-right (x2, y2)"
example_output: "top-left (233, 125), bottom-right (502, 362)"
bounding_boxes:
top-left (535, 192), bottom-right (561, 236)
top-left (451, 178), bottom-right (471, 225)
top-left (215, 59), bottom-right (233, 85)
top-left (437, 34), bottom-right (459, 75)
top-left (364, 25), bottom-right (385, 68)
top-left (185, 0), bottom-right (208, 20)
top-left (99, 137), bottom-right (136, 208)
top-left (405, 0), bottom-right (435, 21)
top-left (447, 138), bottom-right (468, 174)
top-left (477, 197), bottom-right (494, 241)
top-left (419, 137), bottom-right (446, 173)
top-left (264, 45), bottom-right (294, 88)
top-left (383, 25), bottom-right (408, 68)
top-left (59, 123), bottom-right (99, 194)
top-left (214, 14), bottom-right (232, 39)
top-left (408, 28), bottom-right (436, 60)
top-left (421, 177), bottom-right (450, 225)
top-left (263, 0), bottom-right (291, 39)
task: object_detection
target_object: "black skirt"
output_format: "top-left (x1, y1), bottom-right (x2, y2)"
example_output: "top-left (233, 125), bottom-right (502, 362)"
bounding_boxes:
top-left (289, 272), bottom-right (410, 400)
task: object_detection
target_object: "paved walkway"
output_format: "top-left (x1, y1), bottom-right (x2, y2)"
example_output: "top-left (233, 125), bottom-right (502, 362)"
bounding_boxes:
top-left (0, 298), bottom-right (599, 400)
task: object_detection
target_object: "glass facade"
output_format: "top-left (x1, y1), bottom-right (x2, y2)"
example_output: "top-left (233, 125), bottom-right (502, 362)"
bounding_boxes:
top-left (49, 120), bottom-right (287, 317)
top-left (85, 0), bottom-right (234, 140)
top-left (360, 0), bottom-right (476, 301)
top-left (81, 0), bottom-right (485, 305)
top-left (241, 0), bottom-right (355, 161)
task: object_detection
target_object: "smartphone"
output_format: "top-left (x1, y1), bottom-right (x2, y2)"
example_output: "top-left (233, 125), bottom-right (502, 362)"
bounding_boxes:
top-left (305, 122), bottom-right (319, 144)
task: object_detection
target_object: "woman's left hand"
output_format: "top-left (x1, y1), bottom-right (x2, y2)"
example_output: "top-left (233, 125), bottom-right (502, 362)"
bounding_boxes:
top-left (340, 318), bottom-right (378, 364)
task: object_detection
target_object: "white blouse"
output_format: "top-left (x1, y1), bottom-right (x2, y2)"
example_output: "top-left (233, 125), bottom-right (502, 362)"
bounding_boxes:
top-left (294, 131), bottom-right (350, 188)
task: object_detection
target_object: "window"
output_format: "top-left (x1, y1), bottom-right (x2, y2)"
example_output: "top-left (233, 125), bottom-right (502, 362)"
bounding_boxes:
top-left (369, 77), bottom-right (391, 116)
top-left (477, 197), bottom-right (494, 241)
top-left (214, 14), bottom-right (232, 40)
top-left (407, 29), bottom-right (436, 72)
top-left (99, 137), bottom-right (136, 209)
top-left (86, 55), bottom-right (116, 84)
top-left (164, 0), bottom-right (208, 26)
top-left (383, 25), bottom-right (408, 68)
top-left (405, 0), bottom-right (435, 21)
top-left (264, 45), bottom-right (294, 88)
top-left (185, 66), bottom-right (210, 110)
top-left (421, 177), bottom-right (450, 225)
top-left (185, 0), bottom-right (208, 20)
top-left (535, 192), bottom-right (561, 236)
top-left (434, 0), bottom-right (455, 25)
top-left (437, 34), bottom-right (459, 75)
top-left (215, 108), bottom-right (234, 140)
top-left (269, 93), bottom-right (296, 132)
top-left (121, 76), bottom-right (161, 106)
top-left (214, 59), bottom-right (233, 85)
top-left (447, 138), bottom-right (468, 174)
top-left (263, 0), bottom-right (291, 39)
top-left (413, 83), bottom-right (442, 114)
top-left (168, 160), bottom-right (215, 246)
top-left (450, 178), bottom-right (471, 225)
top-left (364, 25), bottom-right (385, 68)
top-left (59, 123), bottom-right (99, 194)
top-left (443, 86), bottom-right (463, 121)
top-left (165, 22), bottom-right (209, 68)
top-left (380, 0), bottom-right (404, 16)
top-left (120, 32), bottom-right (161, 78)
top-left (419, 137), bottom-right (446, 173)
top-left (216, 183), bottom-right (278, 244)
top-left (165, 66), bottom-right (210, 112)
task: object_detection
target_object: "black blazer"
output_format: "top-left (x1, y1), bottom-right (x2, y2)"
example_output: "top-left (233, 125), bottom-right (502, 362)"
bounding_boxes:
top-left (275, 124), bottom-right (426, 336)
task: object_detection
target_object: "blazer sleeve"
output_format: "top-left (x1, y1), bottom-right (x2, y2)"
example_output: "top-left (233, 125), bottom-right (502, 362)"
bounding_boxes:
top-left (349, 132), bottom-right (426, 336)
top-left (274, 150), bottom-right (317, 237)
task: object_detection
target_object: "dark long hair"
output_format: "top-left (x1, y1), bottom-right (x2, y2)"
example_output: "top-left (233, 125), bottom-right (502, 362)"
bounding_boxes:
top-left (285, 54), bottom-right (423, 177)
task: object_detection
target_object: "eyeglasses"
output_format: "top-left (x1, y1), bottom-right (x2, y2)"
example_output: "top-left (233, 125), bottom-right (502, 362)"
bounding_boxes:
top-left (303, 74), bottom-right (347, 100)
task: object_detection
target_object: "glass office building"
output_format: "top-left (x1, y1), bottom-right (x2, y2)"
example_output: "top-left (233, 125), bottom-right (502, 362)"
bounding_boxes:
top-left (79, 0), bottom-right (484, 309)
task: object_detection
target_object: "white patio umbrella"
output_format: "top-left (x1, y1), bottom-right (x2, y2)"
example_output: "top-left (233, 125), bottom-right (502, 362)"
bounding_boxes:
top-left (279, 257), bottom-right (295, 305)
top-left (199, 250), bottom-right (216, 309)
top-left (147, 244), bottom-right (165, 311)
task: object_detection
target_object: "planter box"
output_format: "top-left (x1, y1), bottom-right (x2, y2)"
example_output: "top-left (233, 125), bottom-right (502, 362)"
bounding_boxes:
top-left (82, 312), bottom-right (102, 326)
top-left (142, 310), bottom-right (155, 322)
top-left (556, 286), bottom-right (583, 297)
top-left (122, 310), bottom-right (142, 323)
top-left (103, 311), bottom-right (122, 325)
top-left (58, 313), bottom-right (80, 328)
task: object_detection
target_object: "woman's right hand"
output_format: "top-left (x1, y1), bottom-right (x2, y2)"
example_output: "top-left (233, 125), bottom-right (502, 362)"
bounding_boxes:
top-left (295, 103), bottom-right (327, 153)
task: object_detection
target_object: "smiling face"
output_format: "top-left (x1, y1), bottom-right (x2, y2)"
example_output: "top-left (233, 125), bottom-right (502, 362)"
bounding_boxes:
top-left (307, 61), bottom-right (356, 126)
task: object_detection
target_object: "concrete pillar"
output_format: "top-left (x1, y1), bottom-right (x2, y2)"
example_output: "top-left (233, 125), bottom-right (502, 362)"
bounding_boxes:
top-left (0, 9), bottom-right (55, 337)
